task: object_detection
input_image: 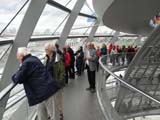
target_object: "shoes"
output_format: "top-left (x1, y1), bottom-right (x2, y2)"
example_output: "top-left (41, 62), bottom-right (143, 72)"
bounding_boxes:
top-left (90, 89), bottom-right (96, 93)
top-left (86, 87), bottom-right (91, 91)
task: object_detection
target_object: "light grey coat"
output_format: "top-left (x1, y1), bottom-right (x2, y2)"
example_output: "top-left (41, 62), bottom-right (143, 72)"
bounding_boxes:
top-left (86, 48), bottom-right (97, 71)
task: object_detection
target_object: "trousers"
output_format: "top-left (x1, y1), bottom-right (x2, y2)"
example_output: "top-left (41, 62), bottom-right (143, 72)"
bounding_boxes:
top-left (37, 95), bottom-right (56, 120)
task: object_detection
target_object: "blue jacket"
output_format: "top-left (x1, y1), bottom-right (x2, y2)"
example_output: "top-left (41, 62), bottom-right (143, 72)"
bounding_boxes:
top-left (12, 54), bottom-right (60, 106)
top-left (100, 48), bottom-right (107, 55)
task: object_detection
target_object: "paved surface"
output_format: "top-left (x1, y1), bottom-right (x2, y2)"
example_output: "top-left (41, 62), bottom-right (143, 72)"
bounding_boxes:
top-left (63, 71), bottom-right (105, 120)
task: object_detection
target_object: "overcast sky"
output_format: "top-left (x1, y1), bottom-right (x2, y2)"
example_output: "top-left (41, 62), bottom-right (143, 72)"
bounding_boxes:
top-left (0, 0), bottom-right (112, 35)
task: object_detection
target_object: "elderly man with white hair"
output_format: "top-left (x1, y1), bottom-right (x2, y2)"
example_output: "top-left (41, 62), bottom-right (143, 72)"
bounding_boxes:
top-left (85, 42), bottom-right (97, 93)
top-left (12, 47), bottom-right (60, 120)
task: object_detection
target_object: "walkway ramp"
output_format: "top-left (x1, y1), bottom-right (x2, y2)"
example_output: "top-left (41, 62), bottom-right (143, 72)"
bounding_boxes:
top-left (63, 71), bottom-right (105, 120)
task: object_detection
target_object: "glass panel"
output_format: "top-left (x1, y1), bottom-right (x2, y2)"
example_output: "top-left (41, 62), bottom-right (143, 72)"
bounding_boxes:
top-left (52, 0), bottom-right (71, 6)
top-left (95, 25), bottom-right (113, 35)
top-left (86, 0), bottom-right (95, 13)
top-left (84, 27), bottom-right (92, 35)
top-left (53, 15), bottom-right (69, 35)
top-left (97, 55), bottom-right (160, 118)
top-left (27, 40), bottom-right (58, 60)
top-left (33, 4), bottom-right (68, 36)
top-left (94, 37), bottom-right (111, 46)
top-left (80, 2), bottom-right (95, 15)
top-left (0, 36), bottom-right (13, 41)
top-left (0, 44), bottom-right (12, 80)
top-left (51, 0), bottom-right (77, 10)
top-left (70, 16), bottom-right (94, 35)
top-left (115, 37), bottom-right (139, 46)
top-left (70, 27), bottom-right (92, 35)
top-left (3, 85), bottom-right (26, 120)
top-left (66, 38), bottom-right (87, 51)
top-left (66, 0), bottom-right (77, 10)
top-left (1, 0), bottom-right (30, 36)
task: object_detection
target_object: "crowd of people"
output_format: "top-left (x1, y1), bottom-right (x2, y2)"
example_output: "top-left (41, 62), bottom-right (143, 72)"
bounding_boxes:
top-left (150, 13), bottom-right (160, 27)
top-left (98, 43), bottom-right (139, 66)
top-left (11, 42), bottom-right (139, 120)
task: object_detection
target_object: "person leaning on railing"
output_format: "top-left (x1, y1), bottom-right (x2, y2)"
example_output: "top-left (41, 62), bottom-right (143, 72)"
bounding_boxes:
top-left (12, 47), bottom-right (60, 120)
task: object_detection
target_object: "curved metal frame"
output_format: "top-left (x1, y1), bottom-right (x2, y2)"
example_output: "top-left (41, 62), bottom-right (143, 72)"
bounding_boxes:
top-left (99, 55), bottom-right (160, 103)
top-left (115, 25), bottom-right (160, 111)
top-left (97, 54), bottom-right (160, 120)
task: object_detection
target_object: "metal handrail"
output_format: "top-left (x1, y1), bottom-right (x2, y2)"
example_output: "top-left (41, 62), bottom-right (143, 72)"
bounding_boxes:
top-left (0, 44), bottom-right (12, 62)
top-left (7, 89), bottom-right (25, 103)
top-left (0, 82), bottom-right (17, 101)
top-left (99, 55), bottom-right (160, 104)
top-left (6, 92), bottom-right (26, 110)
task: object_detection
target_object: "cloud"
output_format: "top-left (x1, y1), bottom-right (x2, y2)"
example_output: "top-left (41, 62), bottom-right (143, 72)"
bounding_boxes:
top-left (0, 0), bottom-right (109, 35)
top-left (0, 0), bottom-right (29, 33)
top-left (0, 0), bottom-right (28, 14)
top-left (86, 0), bottom-right (94, 11)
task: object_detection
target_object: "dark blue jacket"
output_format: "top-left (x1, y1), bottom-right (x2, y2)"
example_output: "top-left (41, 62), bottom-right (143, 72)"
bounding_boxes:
top-left (12, 54), bottom-right (60, 106)
top-left (100, 48), bottom-right (107, 55)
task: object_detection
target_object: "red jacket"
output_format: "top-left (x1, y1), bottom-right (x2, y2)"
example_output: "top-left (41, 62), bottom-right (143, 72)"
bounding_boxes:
top-left (64, 52), bottom-right (71, 67)
top-left (108, 44), bottom-right (113, 54)
top-left (96, 49), bottom-right (101, 58)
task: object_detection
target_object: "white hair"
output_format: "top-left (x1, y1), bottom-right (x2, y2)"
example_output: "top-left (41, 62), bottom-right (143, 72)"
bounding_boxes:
top-left (45, 43), bottom-right (51, 49)
top-left (45, 43), bottom-right (56, 52)
top-left (17, 47), bottom-right (30, 56)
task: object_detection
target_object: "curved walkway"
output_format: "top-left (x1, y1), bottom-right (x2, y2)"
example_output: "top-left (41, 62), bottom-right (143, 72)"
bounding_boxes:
top-left (63, 71), bottom-right (105, 120)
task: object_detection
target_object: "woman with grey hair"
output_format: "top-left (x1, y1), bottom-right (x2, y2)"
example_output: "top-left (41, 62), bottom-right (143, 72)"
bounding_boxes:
top-left (44, 43), bottom-right (65, 120)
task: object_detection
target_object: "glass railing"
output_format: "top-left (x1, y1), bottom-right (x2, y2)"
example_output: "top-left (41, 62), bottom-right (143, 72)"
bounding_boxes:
top-left (0, 50), bottom-right (62, 120)
top-left (0, 81), bottom-right (38, 120)
top-left (97, 54), bottom-right (160, 120)
top-left (0, 35), bottom-right (141, 120)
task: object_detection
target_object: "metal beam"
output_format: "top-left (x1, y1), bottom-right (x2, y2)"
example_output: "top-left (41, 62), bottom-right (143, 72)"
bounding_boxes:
top-left (47, 0), bottom-right (97, 19)
top-left (0, 40), bottom-right (13, 46)
top-left (110, 31), bottom-right (120, 44)
top-left (0, 34), bottom-right (146, 46)
top-left (0, 0), bottom-right (48, 119)
top-left (87, 19), bottom-right (100, 42)
top-left (48, 0), bottom-right (71, 13)
top-left (79, 12), bottom-right (97, 19)
top-left (58, 0), bottom-right (86, 46)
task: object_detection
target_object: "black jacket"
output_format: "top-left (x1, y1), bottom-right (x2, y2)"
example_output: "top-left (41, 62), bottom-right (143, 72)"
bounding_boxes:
top-left (12, 54), bottom-right (60, 106)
